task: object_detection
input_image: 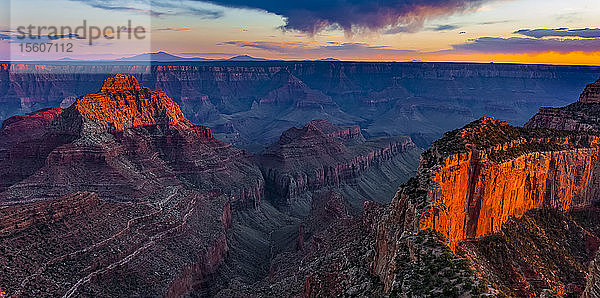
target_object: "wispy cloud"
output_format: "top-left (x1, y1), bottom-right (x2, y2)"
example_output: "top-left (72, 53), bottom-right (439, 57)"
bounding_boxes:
top-left (70, 0), bottom-right (224, 19)
top-left (430, 24), bottom-right (459, 31)
top-left (221, 40), bottom-right (416, 59)
top-left (220, 41), bottom-right (312, 52)
top-left (514, 28), bottom-right (600, 39)
top-left (156, 27), bottom-right (192, 32)
top-left (451, 36), bottom-right (600, 54)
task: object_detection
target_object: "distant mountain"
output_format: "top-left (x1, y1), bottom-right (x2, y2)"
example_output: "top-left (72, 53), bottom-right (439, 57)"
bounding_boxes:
top-left (316, 58), bottom-right (340, 61)
top-left (118, 51), bottom-right (214, 62)
top-left (117, 52), bottom-right (269, 62)
top-left (57, 57), bottom-right (83, 61)
top-left (226, 55), bottom-right (269, 61)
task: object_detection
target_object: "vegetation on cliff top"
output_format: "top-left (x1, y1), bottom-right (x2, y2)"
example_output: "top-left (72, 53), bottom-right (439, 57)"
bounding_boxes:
top-left (424, 117), bottom-right (598, 165)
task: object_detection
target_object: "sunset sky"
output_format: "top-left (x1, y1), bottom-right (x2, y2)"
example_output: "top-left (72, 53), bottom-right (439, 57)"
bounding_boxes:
top-left (1, 0), bottom-right (600, 65)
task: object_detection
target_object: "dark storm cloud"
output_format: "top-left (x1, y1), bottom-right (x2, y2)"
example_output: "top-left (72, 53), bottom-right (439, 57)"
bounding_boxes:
top-left (200, 0), bottom-right (493, 34)
top-left (452, 36), bottom-right (600, 54)
top-left (514, 28), bottom-right (600, 39)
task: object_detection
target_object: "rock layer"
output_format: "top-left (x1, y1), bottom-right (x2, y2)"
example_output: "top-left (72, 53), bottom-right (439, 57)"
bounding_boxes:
top-left (260, 119), bottom-right (419, 203)
top-left (580, 79), bottom-right (600, 104)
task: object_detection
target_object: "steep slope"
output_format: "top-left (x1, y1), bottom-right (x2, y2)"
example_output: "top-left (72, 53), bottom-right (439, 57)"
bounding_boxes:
top-left (0, 75), bottom-right (264, 297)
top-left (0, 107), bottom-right (66, 192)
top-left (460, 208), bottom-right (600, 296)
top-left (0, 74), bottom-right (263, 204)
top-left (203, 120), bottom-right (421, 296)
top-left (584, 249), bottom-right (600, 298)
top-left (205, 76), bottom-right (600, 297)
top-left (259, 119), bottom-right (421, 208)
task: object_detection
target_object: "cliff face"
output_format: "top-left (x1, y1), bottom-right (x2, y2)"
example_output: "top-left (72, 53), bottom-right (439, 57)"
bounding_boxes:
top-left (580, 79), bottom-right (600, 104)
top-left (372, 116), bottom-right (600, 292)
top-left (258, 70), bottom-right (335, 108)
top-left (584, 251), bottom-right (600, 298)
top-left (0, 107), bottom-right (73, 192)
top-left (421, 142), bottom-right (600, 245)
top-left (72, 73), bottom-right (188, 132)
top-left (404, 118), bottom-right (600, 245)
top-left (260, 119), bottom-right (419, 203)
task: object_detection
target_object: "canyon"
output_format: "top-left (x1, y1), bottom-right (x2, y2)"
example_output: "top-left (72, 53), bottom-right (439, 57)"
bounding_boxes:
top-left (2, 62), bottom-right (599, 150)
top-left (0, 74), bottom-right (420, 297)
top-left (3, 67), bottom-right (600, 297)
top-left (242, 75), bottom-right (600, 297)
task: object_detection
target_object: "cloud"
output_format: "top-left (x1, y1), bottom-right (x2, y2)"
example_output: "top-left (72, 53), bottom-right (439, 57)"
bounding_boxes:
top-left (73, 1), bottom-right (166, 17)
top-left (431, 24), bottom-right (459, 31)
top-left (70, 0), bottom-right (224, 18)
top-left (200, 0), bottom-right (494, 35)
top-left (220, 41), bottom-right (311, 52)
top-left (383, 26), bottom-right (412, 35)
top-left (220, 40), bottom-right (416, 59)
top-left (451, 36), bottom-right (600, 54)
top-left (384, 24), bottom-right (458, 34)
top-left (514, 28), bottom-right (600, 39)
top-left (477, 19), bottom-right (511, 25)
top-left (156, 27), bottom-right (192, 31)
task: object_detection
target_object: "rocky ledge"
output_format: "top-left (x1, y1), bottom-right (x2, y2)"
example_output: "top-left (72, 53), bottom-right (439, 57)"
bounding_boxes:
top-left (526, 78), bottom-right (600, 131)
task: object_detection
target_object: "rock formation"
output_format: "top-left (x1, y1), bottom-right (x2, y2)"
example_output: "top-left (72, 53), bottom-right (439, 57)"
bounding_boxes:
top-left (461, 208), bottom-right (600, 296)
top-left (372, 116), bottom-right (600, 293)
top-left (259, 119), bottom-right (419, 204)
top-left (0, 74), bottom-right (264, 297)
top-left (525, 79), bottom-right (600, 134)
top-left (580, 78), bottom-right (600, 104)
top-left (258, 70), bottom-right (335, 108)
top-left (71, 73), bottom-right (188, 132)
top-left (1, 74), bottom-right (263, 204)
top-left (4, 68), bottom-right (600, 297)
top-left (584, 251), bottom-right (600, 298)
top-left (207, 76), bottom-right (600, 297)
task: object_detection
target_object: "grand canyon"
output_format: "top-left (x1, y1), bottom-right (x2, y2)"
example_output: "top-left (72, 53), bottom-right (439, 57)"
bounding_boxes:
top-left (2, 62), bottom-right (600, 297)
